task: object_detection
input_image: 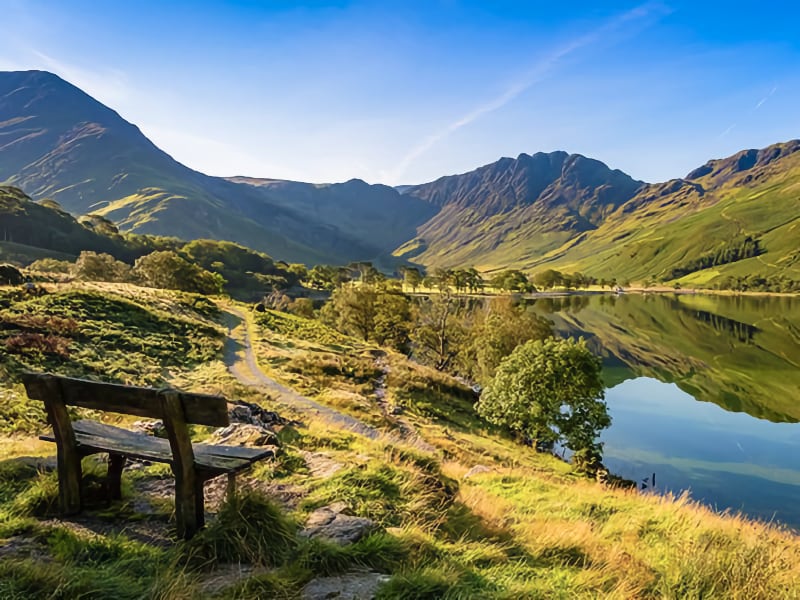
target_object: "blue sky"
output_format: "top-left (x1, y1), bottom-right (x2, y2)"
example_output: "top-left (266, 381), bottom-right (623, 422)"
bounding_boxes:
top-left (1, 0), bottom-right (798, 185)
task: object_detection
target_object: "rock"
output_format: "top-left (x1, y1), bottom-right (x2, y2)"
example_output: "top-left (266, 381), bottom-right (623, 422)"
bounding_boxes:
top-left (208, 422), bottom-right (279, 447)
top-left (301, 571), bottom-right (390, 600)
top-left (0, 264), bottom-right (23, 286)
top-left (229, 400), bottom-right (287, 428)
top-left (463, 465), bottom-right (492, 480)
top-left (300, 504), bottom-right (376, 546)
top-left (301, 451), bottom-right (343, 479)
top-left (132, 419), bottom-right (165, 436)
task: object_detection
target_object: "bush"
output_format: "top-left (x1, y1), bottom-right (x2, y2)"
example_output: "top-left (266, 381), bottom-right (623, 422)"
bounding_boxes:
top-left (476, 337), bottom-right (610, 458)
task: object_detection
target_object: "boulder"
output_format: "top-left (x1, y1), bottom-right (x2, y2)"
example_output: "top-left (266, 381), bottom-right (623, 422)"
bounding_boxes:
top-left (208, 422), bottom-right (278, 447)
top-left (229, 400), bottom-right (287, 428)
top-left (0, 264), bottom-right (23, 286)
top-left (301, 571), bottom-right (390, 600)
top-left (300, 504), bottom-right (376, 546)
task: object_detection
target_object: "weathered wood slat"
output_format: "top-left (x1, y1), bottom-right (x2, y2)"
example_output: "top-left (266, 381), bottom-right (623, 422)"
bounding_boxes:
top-left (39, 428), bottom-right (269, 473)
top-left (22, 373), bottom-right (230, 427)
top-left (70, 420), bottom-right (273, 461)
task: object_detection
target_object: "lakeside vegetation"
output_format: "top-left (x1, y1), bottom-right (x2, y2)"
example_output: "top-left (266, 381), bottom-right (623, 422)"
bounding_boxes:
top-left (1, 265), bottom-right (799, 597)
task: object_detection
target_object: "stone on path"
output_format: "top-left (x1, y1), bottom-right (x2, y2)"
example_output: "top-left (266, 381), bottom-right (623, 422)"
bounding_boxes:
top-left (208, 422), bottom-right (278, 447)
top-left (300, 503), bottom-right (376, 546)
top-left (301, 451), bottom-right (344, 479)
top-left (301, 571), bottom-right (390, 600)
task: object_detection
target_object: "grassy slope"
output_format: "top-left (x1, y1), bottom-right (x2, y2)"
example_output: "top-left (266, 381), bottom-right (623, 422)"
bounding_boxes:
top-left (1, 285), bottom-right (799, 598)
top-left (530, 145), bottom-right (800, 283)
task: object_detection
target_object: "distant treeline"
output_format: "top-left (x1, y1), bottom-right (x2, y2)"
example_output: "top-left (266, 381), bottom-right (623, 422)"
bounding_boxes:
top-left (668, 236), bottom-right (764, 279)
top-left (713, 274), bottom-right (800, 293)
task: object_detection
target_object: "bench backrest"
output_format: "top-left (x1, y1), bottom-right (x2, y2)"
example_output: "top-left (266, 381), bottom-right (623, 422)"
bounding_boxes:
top-left (22, 372), bottom-right (229, 427)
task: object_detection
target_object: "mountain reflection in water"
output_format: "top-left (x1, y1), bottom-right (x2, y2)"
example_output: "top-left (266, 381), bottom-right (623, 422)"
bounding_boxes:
top-left (526, 293), bottom-right (800, 527)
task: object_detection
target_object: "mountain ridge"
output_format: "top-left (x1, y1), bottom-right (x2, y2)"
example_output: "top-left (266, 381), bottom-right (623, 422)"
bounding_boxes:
top-left (1, 69), bottom-right (798, 286)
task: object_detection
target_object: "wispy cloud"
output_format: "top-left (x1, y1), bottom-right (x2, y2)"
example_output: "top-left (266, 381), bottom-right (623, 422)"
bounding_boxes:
top-left (718, 123), bottom-right (737, 139)
top-left (384, 2), bottom-right (670, 183)
top-left (718, 85), bottom-right (778, 138)
top-left (753, 86), bottom-right (778, 111)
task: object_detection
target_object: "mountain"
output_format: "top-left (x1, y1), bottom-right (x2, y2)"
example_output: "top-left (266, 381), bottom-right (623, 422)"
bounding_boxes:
top-left (393, 141), bottom-right (800, 286)
top-left (527, 140), bottom-right (800, 285)
top-left (394, 151), bottom-right (644, 268)
top-left (0, 70), bottom-right (433, 265)
top-left (2, 70), bottom-right (798, 285)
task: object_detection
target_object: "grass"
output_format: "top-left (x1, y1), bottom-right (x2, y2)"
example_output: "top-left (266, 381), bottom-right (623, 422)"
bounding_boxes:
top-left (1, 283), bottom-right (800, 597)
top-left (0, 282), bottom-right (224, 434)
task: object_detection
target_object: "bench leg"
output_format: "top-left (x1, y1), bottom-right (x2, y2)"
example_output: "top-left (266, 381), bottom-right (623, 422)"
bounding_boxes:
top-left (57, 448), bottom-right (82, 515)
top-left (107, 453), bottom-right (126, 501)
top-left (174, 474), bottom-right (202, 540)
top-left (195, 478), bottom-right (205, 531)
top-left (227, 473), bottom-right (236, 499)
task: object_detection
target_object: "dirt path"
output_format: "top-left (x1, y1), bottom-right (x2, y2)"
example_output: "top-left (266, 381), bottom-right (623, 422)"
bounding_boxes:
top-left (221, 307), bottom-right (381, 440)
top-left (372, 354), bottom-right (436, 453)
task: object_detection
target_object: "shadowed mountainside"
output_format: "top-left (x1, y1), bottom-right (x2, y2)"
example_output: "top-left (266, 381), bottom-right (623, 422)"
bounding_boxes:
top-left (0, 70), bottom-right (433, 265)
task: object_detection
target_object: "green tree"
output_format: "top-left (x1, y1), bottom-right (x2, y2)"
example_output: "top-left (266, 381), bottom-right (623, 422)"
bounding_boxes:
top-left (491, 269), bottom-right (531, 293)
top-left (465, 297), bottom-right (553, 384)
top-left (307, 265), bottom-right (339, 290)
top-left (28, 258), bottom-right (74, 274)
top-left (133, 251), bottom-right (225, 294)
top-left (410, 291), bottom-right (469, 371)
top-left (532, 269), bottom-right (562, 290)
top-left (322, 284), bottom-right (412, 350)
top-left (72, 251), bottom-right (131, 282)
top-left (476, 337), bottom-right (610, 461)
top-left (400, 266), bottom-right (423, 293)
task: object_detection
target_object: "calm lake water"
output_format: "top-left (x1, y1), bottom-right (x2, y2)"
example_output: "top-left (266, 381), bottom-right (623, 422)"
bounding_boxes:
top-left (528, 293), bottom-right (800, 528)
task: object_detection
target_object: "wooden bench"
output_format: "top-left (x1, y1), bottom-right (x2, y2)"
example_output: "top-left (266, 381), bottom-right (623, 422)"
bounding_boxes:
top-left (22, 372), bottom-right (275, 539)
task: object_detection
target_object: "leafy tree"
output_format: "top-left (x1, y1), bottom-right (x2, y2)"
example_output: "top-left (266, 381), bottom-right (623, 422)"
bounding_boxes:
top-left (322, 284), bottom-right (377, 341)
top-left (308, 265), bottom-right (350, 290)
top-left (400, 266), bottom-right (423, 292)
top-left (180, 239), bottom-right (287, 292)
top-left (476, 337), bottom-right (610, 461)
top-left (410, 291), bottom-right (469, 371)
top-left (288, 297), bottom-right (315, 318)
top-left (373, 291), bottom-right (413, 351)
top-left (464, 297), bottom-right (553, 384)
top-left (321, 284), bottom-right (412, 350)
top-left (287, 263), bottom-right (308, 281)
top-left (72, 251), bottom-right (131, 282)
top-left (491, 269), bottom-right (531, 292)
top-left (532, 269), bottom-right (563, 290)
top-left (28, 258), bottom-right (73, 274)
top-left (463, 267), bottom-right (485, 293)
top-left (133, 251), bottom-right (225, 294)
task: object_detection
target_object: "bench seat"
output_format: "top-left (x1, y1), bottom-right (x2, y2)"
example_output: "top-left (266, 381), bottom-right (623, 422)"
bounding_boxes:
top-left (40, 419), bottom-right (275, 476)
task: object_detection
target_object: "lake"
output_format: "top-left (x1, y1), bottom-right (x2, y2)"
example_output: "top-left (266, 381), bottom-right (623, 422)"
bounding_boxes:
top-left (528, 293), bottom-right (800, 529)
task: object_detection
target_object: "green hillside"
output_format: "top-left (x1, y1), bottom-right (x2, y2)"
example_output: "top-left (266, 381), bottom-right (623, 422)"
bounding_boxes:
top-left (0, 186), bottom-right (136, 262)
top-left (531, 141), bottom-right (800, 286)
top-left (395, 152), bottom-right (643, 269)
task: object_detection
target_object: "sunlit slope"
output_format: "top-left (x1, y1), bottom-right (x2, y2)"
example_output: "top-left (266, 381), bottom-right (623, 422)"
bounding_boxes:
top-left (394, 151), bottom-right (644, 270)
top-left (532, 141), bottom-right (800, 283)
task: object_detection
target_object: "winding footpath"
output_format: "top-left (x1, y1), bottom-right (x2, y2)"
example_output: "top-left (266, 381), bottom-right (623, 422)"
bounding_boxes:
top-left (221, 307), bottom-right (381, 440)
